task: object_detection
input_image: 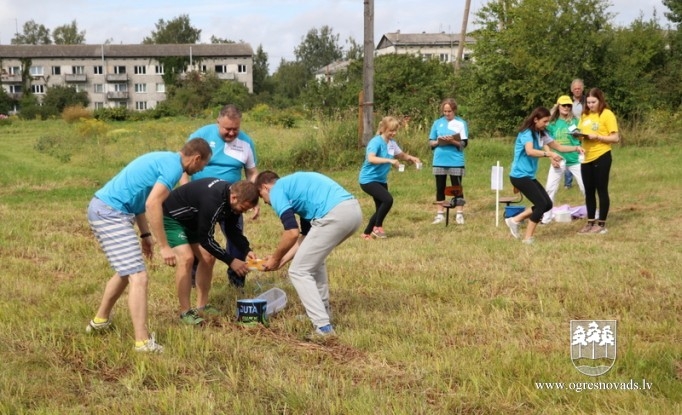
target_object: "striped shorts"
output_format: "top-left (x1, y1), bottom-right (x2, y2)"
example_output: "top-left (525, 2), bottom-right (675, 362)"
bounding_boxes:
top-left (87, 197), bottom-right (145, 276)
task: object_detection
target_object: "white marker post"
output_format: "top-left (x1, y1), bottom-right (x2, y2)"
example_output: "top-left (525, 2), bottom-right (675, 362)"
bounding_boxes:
top-left (491, 161), bottom-right (504, 227)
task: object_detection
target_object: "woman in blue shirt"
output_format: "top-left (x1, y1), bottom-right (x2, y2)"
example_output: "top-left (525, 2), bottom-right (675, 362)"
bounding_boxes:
top-left (359, 116), bottom-right (420, 239)
top-left (505, 107), bottom-right (583, 244)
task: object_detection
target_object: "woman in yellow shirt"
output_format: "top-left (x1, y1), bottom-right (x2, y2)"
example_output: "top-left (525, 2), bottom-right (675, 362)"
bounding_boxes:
top-left (577, 88), bottom-right (620, 234)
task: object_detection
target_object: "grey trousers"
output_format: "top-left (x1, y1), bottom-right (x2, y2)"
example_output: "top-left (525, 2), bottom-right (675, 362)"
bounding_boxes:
top-left (288, 199), bottom-right (362, 328)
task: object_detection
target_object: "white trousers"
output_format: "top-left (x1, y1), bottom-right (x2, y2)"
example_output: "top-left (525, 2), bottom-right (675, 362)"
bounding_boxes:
top-left (542, 163), bottom-right (585, 223)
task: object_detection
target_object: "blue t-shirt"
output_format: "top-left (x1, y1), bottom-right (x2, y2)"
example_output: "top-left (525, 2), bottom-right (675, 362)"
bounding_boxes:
top-left (509, 129), bottom-right (553, 180)
top-left (95, 152), bottom-right (183, 215)
top-left (270, 172), bottom-right (354, 221)
top-left (429, 116), bottom-right (469, 168)
top-left (358, 135), bottom-right (402, 185)
top-left (188, 124), bottom-right (257, 183)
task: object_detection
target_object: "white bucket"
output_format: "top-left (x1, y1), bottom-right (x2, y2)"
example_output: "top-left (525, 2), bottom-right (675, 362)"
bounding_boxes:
top-left (256, 287), bottom-right (287, 317)
top-left (555, 210), bottom-right (572, 223)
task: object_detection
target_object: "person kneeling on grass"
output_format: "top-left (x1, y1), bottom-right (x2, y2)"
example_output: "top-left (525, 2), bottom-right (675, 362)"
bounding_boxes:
top-left (162, 178), bottom-right (260, 325)
top-left (256, 171), bottom-right (363, 337)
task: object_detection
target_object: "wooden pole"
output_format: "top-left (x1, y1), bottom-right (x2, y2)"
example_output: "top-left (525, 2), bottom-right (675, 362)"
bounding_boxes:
top-left (362, 0), bottom-right (375, 146)
top-left (455, 0), bottom-right (471, 71)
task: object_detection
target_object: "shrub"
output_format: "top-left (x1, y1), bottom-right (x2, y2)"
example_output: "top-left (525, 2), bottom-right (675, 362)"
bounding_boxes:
top-left (94, 107), bottom-right (129, 122)
top-left (62, 105), bottom-right (93, 123)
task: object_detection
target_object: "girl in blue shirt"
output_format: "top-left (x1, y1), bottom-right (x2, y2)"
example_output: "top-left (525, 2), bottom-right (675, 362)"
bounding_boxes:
top-left (505, 107), bottom-right (583, 244)
top-left (358, 116), bottom-right (420, 239)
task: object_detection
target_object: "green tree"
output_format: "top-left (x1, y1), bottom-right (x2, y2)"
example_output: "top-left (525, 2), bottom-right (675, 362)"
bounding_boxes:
top-left (458, 0), bottom-right (613, 134)
top-left (271, 60), bottom-right (309, 107)
top-left (0, 88), bottom-right (15, 114)
top-left (210, 80), bottom-right (253, 110)
top-left (53, 20), bottom-right (86, 44)
top-left (210, 35), bottom-right (237, 44)
top-left (41, 85), bottom-right (90, 116)
top-left (663, 0), bottom-right (682, 23)
top-left (143, 15), bottom-right (201, 87)
top-left (253, 44), bottom-right (270, 95)
top-left (142, 14), bottom-right (201, 44)
top-left (163, 71), bottom-right (222, 117)
top-left (344, 36), bottom-right (363, 60)
top-left (294, 26), bottom-right (343, 76)
top-left (11, 20), bottom-right (52, 45)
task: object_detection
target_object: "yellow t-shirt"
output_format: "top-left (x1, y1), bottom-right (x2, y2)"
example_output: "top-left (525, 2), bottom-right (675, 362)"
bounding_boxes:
top-left (579, 109), bottom-right (618, 163)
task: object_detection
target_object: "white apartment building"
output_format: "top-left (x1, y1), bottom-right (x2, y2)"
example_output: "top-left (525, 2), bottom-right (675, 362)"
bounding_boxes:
top-left (376, 31), bottom-right (475, 63)
top-left (0, 43), bottom-right (253, 111)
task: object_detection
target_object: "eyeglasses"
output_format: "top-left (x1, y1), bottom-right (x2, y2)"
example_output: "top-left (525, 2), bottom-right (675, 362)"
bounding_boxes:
top-left (560, 104), bottom-right (572, 108)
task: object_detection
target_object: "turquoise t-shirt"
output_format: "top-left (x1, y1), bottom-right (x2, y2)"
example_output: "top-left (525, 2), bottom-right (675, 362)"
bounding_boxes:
top-left (510, 129), bottom-right (553, 180)
top-left (270, 172), bottom-right (354, 221)
top-left (546, 118), bottom-right (580, 166)
top-left (95, 152), bottom-right (183, 214)
top-left (358, 135), bottom-right (402, 185)
top-left (428, 115), bottom-right (469, 167)
top-left (188, 124), bottom-right (257, 184)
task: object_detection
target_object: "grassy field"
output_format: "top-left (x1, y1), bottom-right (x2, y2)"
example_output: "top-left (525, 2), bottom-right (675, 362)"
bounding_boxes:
top-left (0, 117), bottom-right (680, 414)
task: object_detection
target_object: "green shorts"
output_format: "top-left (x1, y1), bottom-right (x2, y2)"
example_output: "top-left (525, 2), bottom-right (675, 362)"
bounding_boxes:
top-left (163, 216), bottom-right (199, 248)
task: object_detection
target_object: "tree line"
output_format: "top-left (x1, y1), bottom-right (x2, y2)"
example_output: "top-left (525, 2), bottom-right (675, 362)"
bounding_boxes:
top-left (2, 0), bottom-right (681, 136)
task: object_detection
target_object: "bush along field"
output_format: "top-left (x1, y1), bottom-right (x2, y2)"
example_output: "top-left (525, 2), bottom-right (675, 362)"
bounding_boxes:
top-left (0, 116), bottom-right (680, 414)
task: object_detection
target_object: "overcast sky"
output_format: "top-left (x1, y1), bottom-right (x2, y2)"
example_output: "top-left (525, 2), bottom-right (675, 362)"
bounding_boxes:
top-left (0, 0), bottom-right (671, 66)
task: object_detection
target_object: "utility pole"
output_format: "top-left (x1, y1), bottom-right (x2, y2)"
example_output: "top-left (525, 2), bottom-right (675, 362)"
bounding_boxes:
top-left (361, 0), bottom-right (375, 146)
top-left (455, 0), bottom-right (471, 71)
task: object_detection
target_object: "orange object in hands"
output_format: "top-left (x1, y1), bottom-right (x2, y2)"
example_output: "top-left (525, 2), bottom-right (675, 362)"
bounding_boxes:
top-left (247, 258), bottom-right (265, 271)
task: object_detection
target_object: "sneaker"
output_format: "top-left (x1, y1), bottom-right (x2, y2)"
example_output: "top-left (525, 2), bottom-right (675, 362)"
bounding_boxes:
top-left (371, 226), bottom-right (387, 239)
top-left (179, 309), bottom-right (204, 325)
top-left (522, 237), bottom-right (534, 245)
top-left (455, 213), bottom-right (464, 225)
top-left (360, 233), bottom-right (372, 240)
top-left (197, 304), bottom-right (221, 316)
top-left (577, 223), bottom-right (594, 234)
top-left (314, 324), bottom-right (336, 336)
top-left (228, 269), bottom-right (245, 288)
top-left (505, 217), bottom-right (521, 239)
top-left (85, 318), bottom-right (112, 333)
top-left (589, 225), bottom-right (608, 235)
top-left (134, 333), bottom-right (164, 353)
top-left (432, 214), bottom-right (445, 225)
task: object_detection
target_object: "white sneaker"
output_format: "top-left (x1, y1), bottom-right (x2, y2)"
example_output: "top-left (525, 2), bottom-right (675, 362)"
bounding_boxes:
top-left (505, 217), bottom-right (521, 239)
top-left (432, 214), bottom-right (445, 224)
top-left (134, 333), bottom-right (164, 353)
top-left (455, 213), bottom-right (464, 225)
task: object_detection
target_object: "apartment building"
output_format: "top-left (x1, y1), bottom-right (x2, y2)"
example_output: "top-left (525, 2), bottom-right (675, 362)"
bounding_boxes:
top-left (376, 31), bottom-right (475, 63)
top-left (0, 43), bottom-right (253, 111)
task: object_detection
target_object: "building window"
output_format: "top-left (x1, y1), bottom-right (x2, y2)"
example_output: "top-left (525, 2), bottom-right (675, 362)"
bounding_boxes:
top-left (9, 85), bottom-right (22, 94)
top-left (8, 66), bottom-right (21, 75)
top-left (135, 101), bottom-right (148, 110)
top-left (114, 84), bottom-right (127, 92)
top-left (115, 101), bottom-right (127, 108)
top-left (114, 66), bottom-right (126, 74)
top-left (439, 53), bottom-right (450, 62)
top-left (214, 65), bottom-right (227, 73)
top-left (94, 102), bottom-right (104, 109)
top-left (72, 66), bottom-right (85, 75)
top-left (94, 66), bottom-right (103, 74)
top-left (156, 83), bottom-right (165, 93)
top-left (93, 84), bottom-right (104, 93)
top-left (155, 65), bottom-right (164, 74)
top-left (73, 85), bottom-right (83, 92)
top-left (134, 65), bottom-right (146, 74)
top-left (30, 66), bottom-right (44, 76)
top-left (52, 66), bottom-right (61, 75)
top-left (31, 84), bottom-right (45, 94)
top-left (237, 64), bottom-right (247, 74)
top-left (134, 83), bottom-right (147, 93)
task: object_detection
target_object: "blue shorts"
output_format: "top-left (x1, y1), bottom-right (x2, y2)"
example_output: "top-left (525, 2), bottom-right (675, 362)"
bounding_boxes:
top-left (87, 197), bottom-right (145, 276)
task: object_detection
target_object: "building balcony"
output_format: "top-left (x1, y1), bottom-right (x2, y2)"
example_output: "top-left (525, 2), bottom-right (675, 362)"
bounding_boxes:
top-left (1, 74), bottom-right (23, 83)
top-left (65, 74), bottom-right (87, 82)
top-left (106, 92), bottom-right (129, 100)
top-left (105, 74), bottom-right (128, 82)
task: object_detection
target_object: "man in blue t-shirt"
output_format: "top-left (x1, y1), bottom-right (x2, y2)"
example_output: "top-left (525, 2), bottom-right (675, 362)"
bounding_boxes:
top-left (86, 139), bottom-right (211, 352)
top-left (184, 104), bottom-right (259, 288)
top-left (255, 171), bottom-right (363, 337)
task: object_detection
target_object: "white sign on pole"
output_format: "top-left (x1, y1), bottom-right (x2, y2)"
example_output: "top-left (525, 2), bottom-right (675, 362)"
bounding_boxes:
top-left (491, 165), bottom-right (504, 191)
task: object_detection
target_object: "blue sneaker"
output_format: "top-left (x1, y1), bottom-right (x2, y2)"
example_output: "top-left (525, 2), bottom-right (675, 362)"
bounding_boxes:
top-left (314, 324), bottom-right (336, 336)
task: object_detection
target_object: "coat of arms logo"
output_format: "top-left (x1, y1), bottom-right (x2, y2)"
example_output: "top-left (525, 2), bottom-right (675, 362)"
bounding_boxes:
top-left (570, 320), bottom-right (617, 376)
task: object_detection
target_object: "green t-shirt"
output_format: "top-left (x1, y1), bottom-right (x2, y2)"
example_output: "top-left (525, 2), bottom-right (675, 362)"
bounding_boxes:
top-left (546, 117), bottom-right (580, 165)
